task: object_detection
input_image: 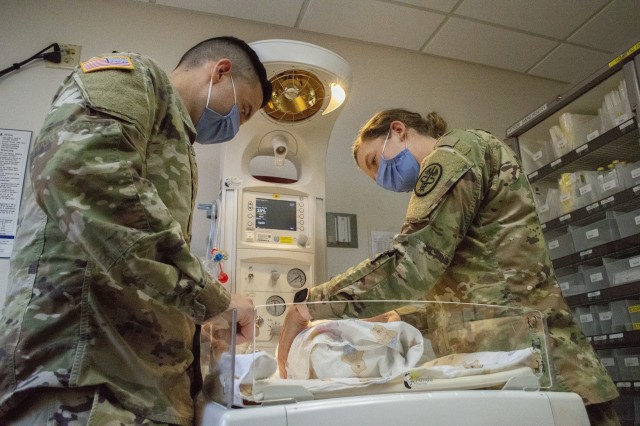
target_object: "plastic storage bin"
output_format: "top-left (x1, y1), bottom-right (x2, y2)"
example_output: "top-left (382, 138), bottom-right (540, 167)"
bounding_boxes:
top-left (555, 268), bottom-right (585, 297)
top-left (597, 349), bottom-right (619, 381)
top-left (603, 256), bottom-right (640, 286)
top-left (559, 113), bottom-right (597, 149)
top-left (575, 306), bottom-right (600, 336)
top-left (595, 303), bottom-right (613, 334)
top-left (615, 207), bottom-right (640, 238)
top-left (520, 139), bottom-right (552, 175)
top-left (615, 347), bottom-right (640, 381)
top-left (578, 264), bottom-right (610, 291)
top-left (613, 395), bottom-right (636, 424)
top-left (610, 299), bottom-right (633, 332)
top-left (532, 182), bottom-right (559, 223)
top-left (629, 299), bottom-right (640, 331)
top-left (545, 231), bottom-right (575, 260)
top-left (619, 159), bottom-right (640, 188)
top-left (569, 211), bottom-right (621, 251)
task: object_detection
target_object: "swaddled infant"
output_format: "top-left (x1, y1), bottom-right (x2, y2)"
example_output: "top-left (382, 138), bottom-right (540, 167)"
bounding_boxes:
top-left (285, 319), bottom-right (425, 379)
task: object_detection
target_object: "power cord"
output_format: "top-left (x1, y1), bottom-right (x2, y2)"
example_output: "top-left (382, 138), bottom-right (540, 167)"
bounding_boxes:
top-left (0, 43), bottom-right (62, 79)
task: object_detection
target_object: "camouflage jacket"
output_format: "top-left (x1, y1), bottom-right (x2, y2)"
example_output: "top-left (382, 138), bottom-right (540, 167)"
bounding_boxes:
top-left (307, 129), bottom-right (618, 405)
top-left (0, 53), bottom-right (230, 425)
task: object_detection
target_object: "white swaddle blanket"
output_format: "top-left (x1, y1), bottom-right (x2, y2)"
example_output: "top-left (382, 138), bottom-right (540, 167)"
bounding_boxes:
top-left (287, 319), bottom-right (425, 379)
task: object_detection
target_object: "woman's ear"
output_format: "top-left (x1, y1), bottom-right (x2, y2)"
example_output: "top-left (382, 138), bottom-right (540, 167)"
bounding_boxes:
top-left (390, 120), bottom-right (406, 139)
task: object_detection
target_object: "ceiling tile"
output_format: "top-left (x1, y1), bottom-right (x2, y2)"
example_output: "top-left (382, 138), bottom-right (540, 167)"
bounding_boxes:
top-left (455, 0), bottom-right (608, 39)
top-left (423, 17), bottom-right (557, 73)
top-left (568, 0), bottom-right (640, 52)
top-left (156, 0), bottom-right (305, 27)
top-left (391, 0), bottom-right (458, 13)
top-left (528, 43), bottom-right (613, 84)
top-left (300, 0), bottom-right (445, 51)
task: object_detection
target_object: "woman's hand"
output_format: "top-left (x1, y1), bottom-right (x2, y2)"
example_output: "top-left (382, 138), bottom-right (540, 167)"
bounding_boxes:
top-left (362, 310), bottom-right (401, 323)
top-left (277, 304), bottom-right (310, 378)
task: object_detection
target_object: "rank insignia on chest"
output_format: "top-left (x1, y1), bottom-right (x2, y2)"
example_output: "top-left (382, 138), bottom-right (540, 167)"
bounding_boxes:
top-left (415, 163), bottom-right (443, 196)
top-left (80, 56), bottom-right (134, 73)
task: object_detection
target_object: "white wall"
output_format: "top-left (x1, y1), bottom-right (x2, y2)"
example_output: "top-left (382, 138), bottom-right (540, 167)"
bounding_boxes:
top-left (0, 0), bottom-right (568, 306)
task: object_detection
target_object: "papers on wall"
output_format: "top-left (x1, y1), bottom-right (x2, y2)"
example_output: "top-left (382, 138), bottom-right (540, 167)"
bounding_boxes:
top-left (0, 129), bottom-right (32, 258)
top-left (370, 230), bottom-right (396, 258)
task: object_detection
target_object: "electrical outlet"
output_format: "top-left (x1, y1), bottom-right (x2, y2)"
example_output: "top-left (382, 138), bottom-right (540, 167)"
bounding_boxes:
top-left (46, 43), bottom-right (82, 70)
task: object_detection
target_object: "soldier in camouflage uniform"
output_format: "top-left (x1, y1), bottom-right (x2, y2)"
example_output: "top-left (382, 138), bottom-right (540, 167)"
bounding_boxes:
top-left (0, 37), bottom-right (271, 425)
top-left (278, 109), bottom-right (620, 425)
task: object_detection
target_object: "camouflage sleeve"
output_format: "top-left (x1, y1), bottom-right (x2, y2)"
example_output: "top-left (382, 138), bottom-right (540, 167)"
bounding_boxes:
top-left (30, 74), bottom-right (230, 323)
top-left (307, 146), bottom-right (482, 320)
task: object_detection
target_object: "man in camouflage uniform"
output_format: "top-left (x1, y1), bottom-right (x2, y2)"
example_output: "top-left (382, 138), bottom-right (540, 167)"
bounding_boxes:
top-left (278, 110), bottom-right (619, 425)
top-left (0, 37), bottom-right (271, 425)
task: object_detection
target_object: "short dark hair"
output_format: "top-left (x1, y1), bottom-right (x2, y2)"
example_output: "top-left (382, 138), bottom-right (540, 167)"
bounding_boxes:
top-left (177, 36), bottom-right (272, 108)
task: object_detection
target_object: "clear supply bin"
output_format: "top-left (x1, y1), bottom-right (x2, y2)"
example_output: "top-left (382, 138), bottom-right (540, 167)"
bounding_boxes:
top-left (596, 349), bottom-right (619, 381)
top-left (595, 303), bottom-right (613, 334)
top-left (596, 166), bottom-right (621, 197)
top-left (574, 170), bottom-right (600, 208)
top-left (600, 80), bottom-right (633, 133)
top-left (614, 347), bottom-right (640, 381)
top-left (615, 207), bottom-right (640, 239)
top-left (558, 173), bottom-right (579, 213)
top-left (574, 306), bottom-right (600, 336)
top-left (629, 299), bottom-right (640, 331)
top-left (603, 256), bottom-right (640, 286)
top-left (549, 125), bottom-right (571, 159)
top-left (520, 139), bottom-right (552, 175)
top-left (545, 231), bottom-right (575, 260)
top-left (619, 159), bottom-right (640, 188)
top-left (200, 300), bottom-right (554, 408)
top-left (555, 268), bottom-right (585, 297)
top-left (559, 113), bottom-right (597, 150)
top-left (568, 211), bottom-right (621, 251)
top-left (610, 299), bottom-right (634, 333)
top-left (613, 394), bottom-right (637, 425)
top-left (532, 182), bottom-right (559, 223)
top-left (578, 264), bottom-right (610, 292)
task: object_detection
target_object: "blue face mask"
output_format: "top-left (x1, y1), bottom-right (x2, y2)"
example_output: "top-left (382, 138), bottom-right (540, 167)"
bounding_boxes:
top-left (375, 130), bottom-right (420, 192)
top-left (195, 75), bottom-right (240, 144)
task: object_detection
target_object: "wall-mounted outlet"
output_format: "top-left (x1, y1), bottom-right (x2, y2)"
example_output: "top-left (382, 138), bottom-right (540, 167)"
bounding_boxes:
top-left (46, 44), bottom-right (82, 70)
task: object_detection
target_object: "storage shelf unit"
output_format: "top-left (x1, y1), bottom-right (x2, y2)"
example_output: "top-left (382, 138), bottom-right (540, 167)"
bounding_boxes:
top-left (506, 42), bottom-right (640, 422)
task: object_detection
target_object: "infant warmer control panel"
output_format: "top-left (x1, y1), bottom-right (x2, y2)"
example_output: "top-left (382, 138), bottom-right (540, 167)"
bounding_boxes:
top-left (237, 256), bottom-right (312, 352)
top-left (241, 191), bottom-right (311, 250)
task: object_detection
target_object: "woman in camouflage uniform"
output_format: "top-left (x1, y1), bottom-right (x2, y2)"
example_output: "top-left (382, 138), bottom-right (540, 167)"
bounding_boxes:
top-left (278, 109), bottom-right (620, 425)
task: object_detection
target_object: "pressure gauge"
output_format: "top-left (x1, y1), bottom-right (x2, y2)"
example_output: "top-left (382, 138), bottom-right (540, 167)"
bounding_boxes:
top-left (265, 295), bottom-right (286, 316)
top-left (287, 268), bottom-right (307, 288)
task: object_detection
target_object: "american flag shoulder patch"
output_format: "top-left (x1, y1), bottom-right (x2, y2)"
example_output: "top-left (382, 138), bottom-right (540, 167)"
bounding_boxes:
top-left (80, 56), bottom-right (134, 73)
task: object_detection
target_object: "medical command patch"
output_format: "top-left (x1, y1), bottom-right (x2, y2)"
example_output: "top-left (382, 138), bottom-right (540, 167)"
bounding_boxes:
top-left (80, 56), bottom-right (134, 73)
top-left (415, 163), bottom-right (442, 196)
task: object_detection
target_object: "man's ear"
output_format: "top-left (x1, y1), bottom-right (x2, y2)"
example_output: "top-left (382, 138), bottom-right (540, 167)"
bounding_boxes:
top-left (212, 58), bottom-right (232, 82)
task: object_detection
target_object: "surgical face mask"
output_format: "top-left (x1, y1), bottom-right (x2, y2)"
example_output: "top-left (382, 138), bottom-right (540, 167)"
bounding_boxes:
top-left (195, 75), bottom-right (240, 144)
top-left (375, 130), bottom-right (420, 192)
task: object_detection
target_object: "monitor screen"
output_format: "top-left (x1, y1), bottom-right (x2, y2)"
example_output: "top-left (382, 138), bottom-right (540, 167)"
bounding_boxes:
top-left (255, 198), bottom-right (297, 231)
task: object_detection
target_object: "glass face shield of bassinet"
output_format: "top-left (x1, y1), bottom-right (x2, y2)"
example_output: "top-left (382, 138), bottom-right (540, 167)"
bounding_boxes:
top-left (200, 300), bottom-right (552, 407)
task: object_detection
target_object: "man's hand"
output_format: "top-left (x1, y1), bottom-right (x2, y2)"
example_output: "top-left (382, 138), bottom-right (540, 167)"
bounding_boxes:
top-left (224, 293), bottom-right (257, 345)
top-left (277, 304), bottom-right (310, 378)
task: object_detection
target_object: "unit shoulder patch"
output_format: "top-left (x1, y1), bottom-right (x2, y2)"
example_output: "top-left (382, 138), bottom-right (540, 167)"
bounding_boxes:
top-left (81, 56), bottom-right (134, 73)
top-left (406, 147), bottom-right (474, 222)
top-left (414, 163), bottom-right (443, 196)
